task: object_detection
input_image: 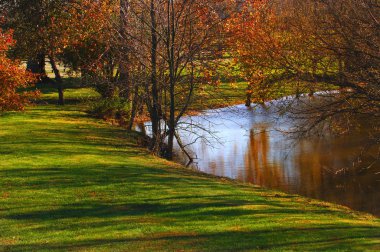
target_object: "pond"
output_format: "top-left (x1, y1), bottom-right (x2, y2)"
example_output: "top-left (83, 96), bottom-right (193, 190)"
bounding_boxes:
top-left (143, 96), bottom-right (380, 216)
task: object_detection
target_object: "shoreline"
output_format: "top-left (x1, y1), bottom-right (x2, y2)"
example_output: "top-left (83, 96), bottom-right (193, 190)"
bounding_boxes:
top-left (1, 104), bottom-right (379, 251)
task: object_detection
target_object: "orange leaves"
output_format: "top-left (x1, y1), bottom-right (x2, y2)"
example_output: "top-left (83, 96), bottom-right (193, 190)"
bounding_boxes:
top-left (225, 0), bottom-right (284, 102)
top-left (0, 29), bottom-right (38, 112)
top-left (50, 0), bottom-right (116, 71)
top-left (0, 29), bottom-right (14, 51)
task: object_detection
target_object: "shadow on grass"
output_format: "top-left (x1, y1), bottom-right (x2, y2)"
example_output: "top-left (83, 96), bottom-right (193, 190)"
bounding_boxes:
top-left (1, 103), bottom-right (380, 251)
top-left (5, 201), bottom-right (340, 222)
top-left (4, 228), bottom-right (380, 251)
top-left (28, 77), bottom-right (83, 93)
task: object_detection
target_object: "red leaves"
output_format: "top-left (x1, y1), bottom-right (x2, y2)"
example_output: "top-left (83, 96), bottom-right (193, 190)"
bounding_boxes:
top-left (0, 29), bottom-right (38, 112)
top-left (0, 29), bottom-right (14, 51)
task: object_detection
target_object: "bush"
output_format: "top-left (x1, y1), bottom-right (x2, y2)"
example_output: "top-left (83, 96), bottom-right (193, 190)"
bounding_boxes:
top-left (0, 29), bottom-right (37, 112)
top-left (88, 97), bottom-right (131, 126)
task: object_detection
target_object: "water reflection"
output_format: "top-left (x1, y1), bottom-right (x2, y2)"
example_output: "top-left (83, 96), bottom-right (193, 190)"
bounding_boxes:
top-left (173, 104), bottom-right (380, 216)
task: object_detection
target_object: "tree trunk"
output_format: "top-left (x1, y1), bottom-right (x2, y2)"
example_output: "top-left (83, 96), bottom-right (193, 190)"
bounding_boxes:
top-left (119, 0), bottom-right (131, 100)
top-left (26, 59), bottom-right (39, 73)
top-left (48, 55), bottom-right (64, 105)
top-left (27, 54), bottom-right (47, 82)
top-left (128, 85), bottom-right (140, 131)
top-left (245, 83), bottom-right (253, 107)
top-left (38, 54), bottom-right (47, 79)
top-left (150, 0), bottom-right (161, 154)
top-left (166, 0), bottom-right (176, 160)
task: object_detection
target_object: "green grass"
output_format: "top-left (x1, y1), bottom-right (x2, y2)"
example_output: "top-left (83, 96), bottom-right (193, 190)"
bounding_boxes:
top-left (190, 82), bottom-right (247, 111)
top-left (41, 86), bottom-right (100, 104)
top-left (31, 78), bottom-right (100, 105)
top-left (34, 77), bottom-right (246, 110)
top-left (0, 104), bottom-right (379, 251)
top-left (33, 75), bottom-right (333, 115)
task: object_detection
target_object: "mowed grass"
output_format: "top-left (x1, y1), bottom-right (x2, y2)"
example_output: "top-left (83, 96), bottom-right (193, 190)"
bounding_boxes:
top-left (34, 77), bottom-right (247, 110)
top-left (0, 103), bottom-right (380, 251)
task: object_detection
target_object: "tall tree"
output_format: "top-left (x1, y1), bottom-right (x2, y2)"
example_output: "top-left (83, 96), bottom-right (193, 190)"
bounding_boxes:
top-left (116, 0), bottom-right (231, 158)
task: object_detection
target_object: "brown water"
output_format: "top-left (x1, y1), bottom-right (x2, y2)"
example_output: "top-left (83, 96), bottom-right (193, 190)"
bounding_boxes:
top-left (172, 101), bottom-right (380, 216)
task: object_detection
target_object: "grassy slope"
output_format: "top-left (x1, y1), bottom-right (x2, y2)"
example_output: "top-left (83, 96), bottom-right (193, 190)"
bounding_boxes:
top-left (1, 102), bottom-right (380, 251)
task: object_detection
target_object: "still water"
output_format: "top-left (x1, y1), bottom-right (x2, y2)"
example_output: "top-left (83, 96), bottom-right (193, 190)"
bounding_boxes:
top-left (171, 99), bottom-right (380, 216)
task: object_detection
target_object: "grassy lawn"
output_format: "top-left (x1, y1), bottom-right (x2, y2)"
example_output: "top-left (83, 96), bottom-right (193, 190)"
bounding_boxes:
top-left (189, 82), bottom-right (247, 111)
top-left (33, 77), bottom-right (248, 110)
top-left (31, 78), bottom-right (100, 105)
top-left (34, 77), bottom-right (334, 114)
top-left (0, 103), bottom-right (379, 251)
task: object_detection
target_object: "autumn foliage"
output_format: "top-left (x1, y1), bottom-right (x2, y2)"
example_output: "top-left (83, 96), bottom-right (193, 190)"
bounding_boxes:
top-left (228, 0), bottom-right (380, 139)
top-left (0, 29), bottom-right (37, 112)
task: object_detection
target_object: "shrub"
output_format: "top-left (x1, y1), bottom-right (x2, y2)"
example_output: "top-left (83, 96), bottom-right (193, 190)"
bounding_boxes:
top-left (88, 97), bottom-right (131, 126)
top-left (0, 29), bottom-right (38, 112)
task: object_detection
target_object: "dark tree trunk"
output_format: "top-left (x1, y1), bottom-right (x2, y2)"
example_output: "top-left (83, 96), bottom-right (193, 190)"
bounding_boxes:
top-left (166, 0), bottom-right (176, 160)
top-left (149, 0), bottom-right (161, 154)
top-left (27, 54), bottom-right (47, 82)
top-left (119, 0), bottom-right (131, 100)
top-left (128, 85), bottom-right (140, 131)
top-left (245, 94), bottom-right (252, 107)
top-left (38, 54), bottom-right (47, 77)
top-left (26, 59), bottom-right (39, 73)
top-left (48, 55), bottom-right (64, 105)
top-left (245, 83), bottom-right (253, 107)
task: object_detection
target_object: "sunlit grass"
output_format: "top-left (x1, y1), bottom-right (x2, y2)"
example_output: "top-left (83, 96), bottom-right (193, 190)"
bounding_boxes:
top-left (41, 87), bottom-right (100, 101)
top-left (0, 105), bottom-right (379, 251)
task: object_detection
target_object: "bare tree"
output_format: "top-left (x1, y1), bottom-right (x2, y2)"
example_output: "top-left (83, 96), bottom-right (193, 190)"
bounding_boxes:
top-left (116, 0), bottom-right (231, 158)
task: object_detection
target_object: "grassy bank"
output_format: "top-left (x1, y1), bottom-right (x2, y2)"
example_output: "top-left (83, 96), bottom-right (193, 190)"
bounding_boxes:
top-left (33, 78), bottom-right (248, 110)
top-left (1, 103), bottom-right (379, 251)
top-left (34, 77), bottom-right (336, 114)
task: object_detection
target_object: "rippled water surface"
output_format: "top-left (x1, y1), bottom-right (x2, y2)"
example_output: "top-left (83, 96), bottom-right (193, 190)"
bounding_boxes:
top-left (172, 101), bottom-right (380, 216)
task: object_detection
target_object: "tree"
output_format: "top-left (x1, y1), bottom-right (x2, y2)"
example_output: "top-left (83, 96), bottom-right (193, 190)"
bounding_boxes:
top-left (56, 0), bottom-right (119, 95)
top-left (2, 0), bottom-right (116, 105)
top-left (0, 28), bottom-right (37, 112)
top-left (228, 0), bottom-right (380, 161)
top-left (116, 0), bottom-right (231, 158)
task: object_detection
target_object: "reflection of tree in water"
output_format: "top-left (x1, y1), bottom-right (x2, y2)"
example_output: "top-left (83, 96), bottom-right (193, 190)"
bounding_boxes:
top-left (242, 128), bottom-right (283, 187)
top-left (293, 136), bottom-right (380, 213)
top-left (294, 139), bottom-right (325, 198)
top-left (240, 126), bottom-right (380, 215)
top-left (172, 107), bottom-right (380, 216)
top-left (294, 138), bottom-right (356, 199)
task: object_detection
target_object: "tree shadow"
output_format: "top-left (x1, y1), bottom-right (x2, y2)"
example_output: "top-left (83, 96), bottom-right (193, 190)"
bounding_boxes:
top-left (3, 227), bottom-right (380, 251)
